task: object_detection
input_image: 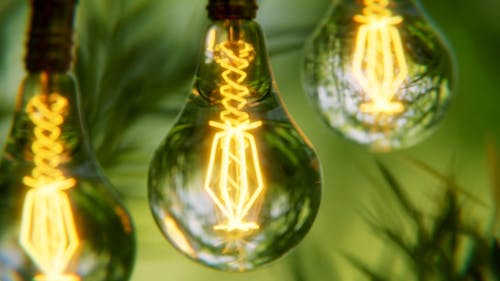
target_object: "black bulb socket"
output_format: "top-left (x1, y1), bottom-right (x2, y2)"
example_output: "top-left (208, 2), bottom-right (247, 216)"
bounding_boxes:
top-left (207, 0), bottom-right (258, 20)
top-left (26, 0), bottom-right (77, 73)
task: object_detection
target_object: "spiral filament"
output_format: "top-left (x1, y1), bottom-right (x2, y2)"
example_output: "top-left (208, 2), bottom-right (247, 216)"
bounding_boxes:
top-left (19, 74), bottom-right (80, 281)
top-left (204, 39), bottom-right (264, 234)
top-left (352, 0), bottom-right (408, 115)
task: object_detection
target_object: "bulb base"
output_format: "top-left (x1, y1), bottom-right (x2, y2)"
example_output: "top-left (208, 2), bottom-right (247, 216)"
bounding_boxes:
top-left (207, 0), bottom-right (258, 20)
top-left (25, 0), bottom-right (77, 73)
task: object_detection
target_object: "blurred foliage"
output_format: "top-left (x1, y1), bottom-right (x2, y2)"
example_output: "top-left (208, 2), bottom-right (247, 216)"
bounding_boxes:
top-left (0, 0), bottom-right (499, 280)
top-left (344, 159), bottom-right (500, 281)
top-left (282, 155), bottom-right (500, 281)
top-left (75, 0), bottom-right (200, 167)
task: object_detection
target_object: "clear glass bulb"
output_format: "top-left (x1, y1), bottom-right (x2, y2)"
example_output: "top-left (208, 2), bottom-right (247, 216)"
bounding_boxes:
top-left (303, 0), bottom-right (456, 151)
top-left (148, 19), bottom-right (322, 271)
top-left (0, 72), bottom-right (136, 281)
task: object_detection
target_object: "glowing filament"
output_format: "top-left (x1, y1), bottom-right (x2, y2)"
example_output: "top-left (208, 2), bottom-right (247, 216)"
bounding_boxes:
top-left (352, 0), bottom-right (408, 114)
top-left (19, 74), bottom-right (80, 281)
top-left (204, 39), bottom-right (264, 233)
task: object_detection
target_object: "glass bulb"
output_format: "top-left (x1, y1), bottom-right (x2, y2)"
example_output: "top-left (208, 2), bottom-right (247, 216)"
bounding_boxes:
top-left (303, 0), bottom-right (456, 151)
top-left (148, 19), bottom-right (322, 271)
top-left (0, 72), bottom-right (135, 281)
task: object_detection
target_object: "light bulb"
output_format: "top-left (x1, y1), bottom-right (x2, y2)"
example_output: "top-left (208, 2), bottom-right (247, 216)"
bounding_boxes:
top-left (148, 0), bottom-right (321, 272)
top-left (0, 72), bottom-right (136, 281)
top-left (303, 0), bottom-right (456, 151)
top-left (0, 1), bottom-right (135, 281)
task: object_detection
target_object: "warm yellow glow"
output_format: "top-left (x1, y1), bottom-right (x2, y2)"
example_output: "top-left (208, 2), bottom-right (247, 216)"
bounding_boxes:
top-left (352, 0), bottom-right (408, 114)
top-left (19, 73), bottom-right (80, 281)
top-left (204, 38), bottom-right (264, 233)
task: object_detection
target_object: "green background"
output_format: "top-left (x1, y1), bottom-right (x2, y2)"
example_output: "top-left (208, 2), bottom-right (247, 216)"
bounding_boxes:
top-left (0, 0), bottom-right (499, 280)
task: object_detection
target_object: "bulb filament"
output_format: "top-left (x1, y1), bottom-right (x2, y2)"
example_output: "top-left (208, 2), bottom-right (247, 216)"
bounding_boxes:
top-left (352, 0), bottom-right (408, 114)
top-left (204, 39), bottom-right (264, 234)
top-left (19, 74), bottom-right (80, 281)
